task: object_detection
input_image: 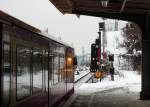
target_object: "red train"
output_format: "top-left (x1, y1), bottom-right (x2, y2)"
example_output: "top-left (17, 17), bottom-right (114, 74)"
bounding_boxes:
top-left (0, 11), bottom-right (76, 107)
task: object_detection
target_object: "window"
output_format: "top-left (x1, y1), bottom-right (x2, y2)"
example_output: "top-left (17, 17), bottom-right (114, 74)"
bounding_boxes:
top-left (53, 55), bottom-right (59, 84)
top-left (17, 46), bottom-right (31, 100)
top-left (2, 43), bottom-right (11, 107)
top-left (43, 50), bottom-right (48, 92)
top-left (59, 56), bottom-right (65, 81)
top-left (49, 54), bottom-right (53, 87)
top-left (32, 48), bottom-right (43, 93)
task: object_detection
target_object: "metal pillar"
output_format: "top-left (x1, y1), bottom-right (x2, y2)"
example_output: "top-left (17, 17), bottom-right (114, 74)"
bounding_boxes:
top-left (0, 23), bottom-right (2, 107)
top-left (140, 13), bottom-right (150, 99)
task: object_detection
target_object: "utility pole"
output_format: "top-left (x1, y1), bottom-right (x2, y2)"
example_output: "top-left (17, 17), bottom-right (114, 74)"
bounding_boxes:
top-left (99, 21), bottom-right (105, 65)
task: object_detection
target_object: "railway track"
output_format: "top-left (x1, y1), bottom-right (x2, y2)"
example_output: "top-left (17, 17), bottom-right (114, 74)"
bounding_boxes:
top-left (75, 73), bottom-right (94, 87)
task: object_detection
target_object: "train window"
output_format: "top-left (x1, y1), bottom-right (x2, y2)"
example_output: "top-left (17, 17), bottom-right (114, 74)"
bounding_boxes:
top-left (32, 48), bottom-right (43, 93)
top-left (49, 54), bottom-right (53, 87)
top-left (2, 43), bottom-right (11, 107)
top-left (43, 50), bottom-right (48, 92)
top-left (58, 56), bottom-right (61, 82)
top-left (3, 33), bottom-right (10, 42)
top-left (16, 46), bottom-right (31, 100)
top-left (60, 56), bottom-right (65, 81)
top-left (54, 55), bottom-right (59, 84)
top-left (2, 24), bottom-right (11, 42)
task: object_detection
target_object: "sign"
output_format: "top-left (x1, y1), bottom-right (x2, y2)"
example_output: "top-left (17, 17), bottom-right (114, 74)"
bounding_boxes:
top-left (99, 22), bottom-right (104, 30)
top-left (95, 71), bottom-right (102, 78)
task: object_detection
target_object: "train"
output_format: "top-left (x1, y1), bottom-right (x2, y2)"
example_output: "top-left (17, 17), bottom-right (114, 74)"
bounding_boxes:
top-left (0, 11), bottom-right (77, 107)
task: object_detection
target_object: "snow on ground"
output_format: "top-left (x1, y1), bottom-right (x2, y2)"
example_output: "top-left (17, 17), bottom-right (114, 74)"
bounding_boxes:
top-left (74, 66), bottom-right (90, 82)
top-left (76, 70), bottom-right (141, 94)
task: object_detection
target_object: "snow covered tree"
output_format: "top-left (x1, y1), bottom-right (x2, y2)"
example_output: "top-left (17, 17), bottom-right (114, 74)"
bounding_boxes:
top-left (121, 22), bottom-right (142, 72)
top-left (122, 22), bottom-right (142, 54)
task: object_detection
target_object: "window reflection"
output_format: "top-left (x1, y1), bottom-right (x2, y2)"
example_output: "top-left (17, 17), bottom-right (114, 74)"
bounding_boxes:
top-left (32, 48), bottom-right (43, 93)
top-left (54, 55), bottom-right (59, 84)
top-left (17, 46), bottom-right (31, 100)
top-left (60, 57), bottom-right (65, 81)
top-left (49, 54), bottom-right (53, 86)
top-left (43, 51), bottom-right (48, 92)
top-left (2, 43), bottom-right (10, 107)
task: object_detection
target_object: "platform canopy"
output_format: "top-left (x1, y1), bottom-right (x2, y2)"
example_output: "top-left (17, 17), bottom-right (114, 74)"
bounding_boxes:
top-left (49, 0), bottom-right (150, 20)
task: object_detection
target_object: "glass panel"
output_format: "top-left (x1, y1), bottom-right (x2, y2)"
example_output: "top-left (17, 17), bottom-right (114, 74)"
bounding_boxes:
top-left (2, 43), bottom-right (11, 107)
top-left (17, 46), bottom-right (31, 100)
top-left (44, 51), bottom-right (48, 92)
top-left (3, 33), bottom-right (10, 42)
top-left (32, 48), bottom-right (43, 93)
top-left (60, 57), bottom-right (65, 81)
top-left (49, 54), bottom-right (53, 86)
top-left (54, 55), bottom-right (59, 84)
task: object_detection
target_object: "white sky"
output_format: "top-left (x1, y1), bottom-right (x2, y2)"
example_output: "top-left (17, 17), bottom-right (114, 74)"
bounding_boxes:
top-left (0, 0), bottom-right (126, 55)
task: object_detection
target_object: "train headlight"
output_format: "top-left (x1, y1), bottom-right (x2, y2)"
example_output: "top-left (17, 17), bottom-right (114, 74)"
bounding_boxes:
top-left (67, 57), bottom-right (72, 65)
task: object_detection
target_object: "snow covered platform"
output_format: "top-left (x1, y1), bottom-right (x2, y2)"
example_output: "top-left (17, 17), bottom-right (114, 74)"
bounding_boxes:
top-left (63, 70), bottom-right (150, 107)
top-left (68, 84), bottom-right (150, 107)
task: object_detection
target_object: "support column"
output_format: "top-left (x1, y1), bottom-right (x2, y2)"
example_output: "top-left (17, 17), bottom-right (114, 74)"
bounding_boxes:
top-left (139, 13), bottom-right (150, 99)
top-left (0, 23), bottom-right (2, 107)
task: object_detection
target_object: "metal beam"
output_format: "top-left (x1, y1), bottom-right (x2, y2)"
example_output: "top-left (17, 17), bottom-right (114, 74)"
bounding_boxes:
top-left (0, 22), bottom-right (3, 107)
top-left (72, 9), bottom-right (145, 23)
top-left (66, 0), bottom-right (75, 10)
top-left (120, 0), bottom-right (127, 12)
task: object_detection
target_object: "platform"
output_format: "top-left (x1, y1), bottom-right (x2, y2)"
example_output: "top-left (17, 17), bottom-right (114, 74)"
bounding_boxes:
top-left (63, 84), bottom-right (150, 107)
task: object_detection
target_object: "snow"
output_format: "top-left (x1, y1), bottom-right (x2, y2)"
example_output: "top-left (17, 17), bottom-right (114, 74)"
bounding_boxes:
top-left (75, 30), bottom-right (141, 94)
top-left (74, 66), bottom-right (90, 82)
top-left (106, 31), bottom-right (127, 55)
top-left (76, 70), bottom-right (141, 94)
top-left (63, 70), bottom-right (143, 107)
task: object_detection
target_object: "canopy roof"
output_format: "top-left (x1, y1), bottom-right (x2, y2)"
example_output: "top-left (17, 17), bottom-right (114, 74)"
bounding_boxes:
top-left (50, 0), bottom-right (150, 20)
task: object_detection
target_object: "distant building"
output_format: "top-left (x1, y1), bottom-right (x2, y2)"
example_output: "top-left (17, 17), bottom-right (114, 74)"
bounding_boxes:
top-left (105, 19), bottom-right (127, 31)
top-left (77, 53), bottom-right (91, 66)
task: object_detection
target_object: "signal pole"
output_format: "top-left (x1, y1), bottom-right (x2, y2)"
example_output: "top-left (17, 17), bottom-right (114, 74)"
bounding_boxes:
top-left (99, 22), bottom-right (105, 65)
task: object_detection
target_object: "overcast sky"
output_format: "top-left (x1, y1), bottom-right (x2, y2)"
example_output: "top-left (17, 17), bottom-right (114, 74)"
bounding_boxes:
top-left (0, 0), bottom-right (126, 55)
